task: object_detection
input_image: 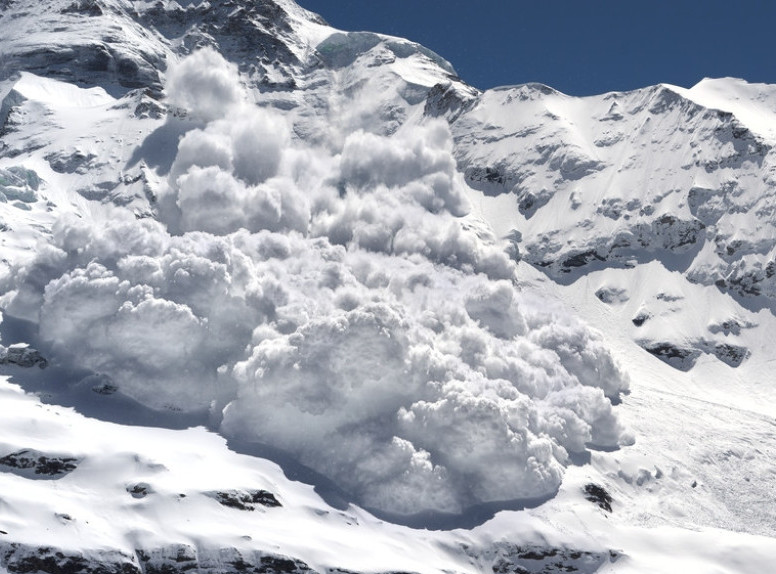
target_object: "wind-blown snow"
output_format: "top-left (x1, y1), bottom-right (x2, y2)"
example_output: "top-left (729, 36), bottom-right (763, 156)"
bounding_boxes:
top-left (3, 49), bottom-right (630, 516)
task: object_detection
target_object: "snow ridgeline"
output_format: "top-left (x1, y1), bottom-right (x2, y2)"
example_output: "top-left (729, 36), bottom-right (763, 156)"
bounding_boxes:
top-left (452, 79), bottom-right (776, 308)
top-left (2, 49), bottom-right (630, 517)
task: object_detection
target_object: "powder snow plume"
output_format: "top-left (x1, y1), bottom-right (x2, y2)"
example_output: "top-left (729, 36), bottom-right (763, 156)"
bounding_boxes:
top-left (3, 48), bottom-right (630, 517)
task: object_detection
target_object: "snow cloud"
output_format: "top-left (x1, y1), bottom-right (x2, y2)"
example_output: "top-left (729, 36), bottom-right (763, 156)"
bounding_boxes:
top-left (2, 49), bottom-right (631, 518)
top-left (165, 47), bottom-right (244, 122)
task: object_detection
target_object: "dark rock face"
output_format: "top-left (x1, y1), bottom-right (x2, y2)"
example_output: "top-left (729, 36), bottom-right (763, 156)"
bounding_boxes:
top-left (0, 450), bottom-right (79, 477)
top-left (561, 250), bottom-right (605, 271)
top-left (134, 0), bottom-right (308, 91)
top-left (1, 543), bottom-right (323, 574)
top-left (465, 165), bottom-right (509, 188)
top-left (0, 0), bottom-right (323, 96)
top-left (583, 484), bottom-right (613, 513)
top-left (0, 537), bottom-right (619, 574)
top-left (44, 151), bottom-right (101, 175)
top-left (424, 82), bottom-right (478, 122)
top-left (0, 346), bottom-right (47, 369)
top-left (2, 39), bottom-right (165, 94)
top-left (640, 342), bottom-right (701, 371)
top-left (134, 546), bottom-right (318, 574)
top-left (1, 545), bottom-right (140, 574)
top-left (127, 483), bottom-right (152, 499)
top-left (647, 215), bottom-right (705, 251)
top-left (61, 0), bottom-right (104, 17)
top-left (638, 338), bottom-right (749, 370)
top-left (631, 312), bottom-right (650, 327)
top-left (486, 541), bottom-right (617, 574)
top-left (208, 489), bottom-right (282, 511)
top-left (713, 343), bottom-right (749, 368)
top-left (254, 556), bottom-right (312, 574)
top-left (595, 287), bottom-right (628, 304)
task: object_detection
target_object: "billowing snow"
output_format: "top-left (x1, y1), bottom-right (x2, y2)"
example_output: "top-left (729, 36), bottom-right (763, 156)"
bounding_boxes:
top-left (3, 49), bottom-right (631, 517)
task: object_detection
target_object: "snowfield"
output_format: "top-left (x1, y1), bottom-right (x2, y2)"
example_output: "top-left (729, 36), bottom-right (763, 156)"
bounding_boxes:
top-left (0, 1), bottom-right (775, 573)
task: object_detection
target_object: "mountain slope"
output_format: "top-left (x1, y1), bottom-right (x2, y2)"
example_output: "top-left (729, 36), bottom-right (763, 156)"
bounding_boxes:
top-left (0, 1), bottom-right (775, 573)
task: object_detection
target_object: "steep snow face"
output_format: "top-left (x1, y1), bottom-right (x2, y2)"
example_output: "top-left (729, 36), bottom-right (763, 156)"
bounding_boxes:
top-left (453, 80), bottom-right (776, 308)
top-left (0, 0), bottom-right (474, 135)
top-left (0, 0), bottom-right (171, 91)
top-left (0, 0), bottom-right (333, 92)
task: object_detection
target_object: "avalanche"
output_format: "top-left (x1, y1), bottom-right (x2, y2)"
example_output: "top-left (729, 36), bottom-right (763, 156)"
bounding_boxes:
top-left (0, 1), bottom-right (775, 573)
top-left (4, 48), bottom-right (631, 517)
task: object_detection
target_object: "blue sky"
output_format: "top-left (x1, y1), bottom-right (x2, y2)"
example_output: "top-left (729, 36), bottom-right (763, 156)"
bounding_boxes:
top-left (295, 1), bottom-right (775, 96)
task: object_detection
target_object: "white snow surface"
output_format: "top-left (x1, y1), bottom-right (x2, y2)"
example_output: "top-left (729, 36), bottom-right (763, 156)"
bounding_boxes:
top-left (0, 0), bottom-right (775, 572)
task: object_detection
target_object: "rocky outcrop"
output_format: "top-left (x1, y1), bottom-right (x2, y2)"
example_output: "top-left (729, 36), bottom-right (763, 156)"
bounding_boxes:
top-left (637, 338), bottom-right (749, 370)
top-left (0, 345), bottom-right (47, 369)
top-left (424, 81), bottom-right (479, 122)
top-left (0, 542), bottom-right (617, 574)
top-left (207, 489), bottom-right (282, 511)
top-left (476, 541), bottom-right (618, 574)
top-left (0, 449), bottom-right (79, 477)
top-left (1, 544), bottom-right (140, 574)
top-left (0, 543), bottom-right (321, 574)
top-left (639, 342), bottom-right (701, 371)
top-left (583, 484), bottom-right (613, 513)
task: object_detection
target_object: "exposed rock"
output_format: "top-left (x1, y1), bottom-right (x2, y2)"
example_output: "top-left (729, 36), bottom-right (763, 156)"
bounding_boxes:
top-left (595, 287), bottom-right (629, 305)
top-left (631, 312), bottom-right (651, 327)
top-left (127, 483), bottom-right (152, 499)
top-left (424, 81), bottom-right (478, 122)
top-left (707, 318), bottom-right (755, 336)
top-left (0, 543), bottom-right (322, 574)
top-left (463, 165), bottom-right (514, 195)
top-left (517, 189), bottom-right (552, 218)
top-left (92, 381), bottom-right (119, 395)
top-left (640, 342), bottom-right (701, 371)
top-left (1, 545), bottom-right (140, 574)
top-left (61, 0), bottom-right (104, 17)
top-left (485, 540), bottom-right (617, 574)
top-left (254, 555), bottom-right (314, 574)
top-left (561, 250), bottom-right (605, 271)
top-left (45, 151), bottom-right (101, 175)
top-left (0, 449), bottom-right (79, 477)
top-left (135, 546), bottom-right (315, 574)
top-left (639, 215), bottom-right (705, 252)
top-left (583, 483), bottom-right (613, 513)
top-left (713, 343), bottom-right (749, 368)
top-left (0, 345), bottom-right (47, 369)
top-left (208, 489), bottom-right (282, 511)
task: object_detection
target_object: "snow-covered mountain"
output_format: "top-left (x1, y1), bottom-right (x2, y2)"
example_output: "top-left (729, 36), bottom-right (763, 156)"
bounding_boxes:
top-left (1, 1), bottom-right (775, 573)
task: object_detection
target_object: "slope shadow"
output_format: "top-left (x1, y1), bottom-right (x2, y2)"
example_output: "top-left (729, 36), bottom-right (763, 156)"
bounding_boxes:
top-left (225, 438), bottom-right (352, 512)
top-left (0, 315), bottom-right (211, 430)
top-left (543, 241), bottom-right (707, 287)
top-left (226, 437), bottom-right (559, 531)
top-left (719, 283), bottom-right (776, 316)
top-left (2, 313), bottom-right (568, 531)
top-left (125, 116), bottom-right (202, 175)
top-left (365, 492), bottom-right (558, 531)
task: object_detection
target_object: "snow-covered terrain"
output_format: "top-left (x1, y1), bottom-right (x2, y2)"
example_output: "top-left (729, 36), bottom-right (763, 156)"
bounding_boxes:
top-left (1, 1), bottom-right (775, 572)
